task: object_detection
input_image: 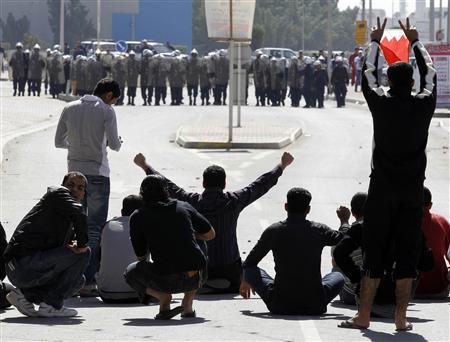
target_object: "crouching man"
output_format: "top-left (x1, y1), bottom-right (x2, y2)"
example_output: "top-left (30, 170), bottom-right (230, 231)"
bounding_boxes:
top-left (125, 175), bottom-right (215, 319)
top-left (4, 172), bottom-right (90, 317)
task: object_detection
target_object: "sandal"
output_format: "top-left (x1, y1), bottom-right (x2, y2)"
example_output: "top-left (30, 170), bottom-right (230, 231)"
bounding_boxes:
top-left (181, 310), bottom-right (196, 318)
top-left (154, 306), bottom-right (184, 320)
top-left (338, 320), bottom-right (368, 330)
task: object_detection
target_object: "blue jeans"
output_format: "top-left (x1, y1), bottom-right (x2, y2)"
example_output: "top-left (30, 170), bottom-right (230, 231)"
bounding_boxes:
top-left (6, 247), bottom-right (90, 309)
top-left (83, 175), bottom-right (110, 285)
top-left (244, 266), bottom-right (344, 313)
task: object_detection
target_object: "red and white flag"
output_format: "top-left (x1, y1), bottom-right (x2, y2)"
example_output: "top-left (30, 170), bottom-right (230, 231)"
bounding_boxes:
top-left (381, 29), bottom-right (410, 65)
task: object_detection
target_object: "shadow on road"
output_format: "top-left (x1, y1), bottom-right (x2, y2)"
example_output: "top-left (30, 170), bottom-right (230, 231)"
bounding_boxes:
top-left (362, 330), bottom-right (428, 341)
top-left (240, 309), bottom-right (349, 321)
top-left (1, 316), bottom-right (84, 325)
top-left (123, 317), bottom-right (210, 326)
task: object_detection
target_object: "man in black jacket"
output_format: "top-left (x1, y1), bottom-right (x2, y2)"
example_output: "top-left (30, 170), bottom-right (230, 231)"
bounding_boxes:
top-left (4, 172), bottom-right (90, 317)
top-left (240, 187), bottom-right (344, 315)
top-left (134, 152), bottom-right (294, 294)
top-left (339, 18), bottom-right (437, 331)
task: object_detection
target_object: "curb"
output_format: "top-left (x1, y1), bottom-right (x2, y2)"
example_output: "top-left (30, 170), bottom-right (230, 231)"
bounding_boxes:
top-left (176, 126), bottom-right (302, 150)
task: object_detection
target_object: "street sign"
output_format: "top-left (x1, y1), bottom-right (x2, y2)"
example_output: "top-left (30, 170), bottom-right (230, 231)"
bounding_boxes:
top-left (116, 40), bottom-right (128, 52)
top-left (427, 44), bottom-right (450, 108)
top-left (355, 20), bottom-right (367, 45)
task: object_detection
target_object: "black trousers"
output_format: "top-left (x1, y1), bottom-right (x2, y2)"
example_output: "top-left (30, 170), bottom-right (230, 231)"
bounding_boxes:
top-left (290, 87), bottom-right (300, 107)
top-left (13, 78), bottom-right (26, 94)
top-left (202, 259), bottom-right (242, 294)
top-left (187, 84), bottom-right (198, 98)
top-left (334, 83), bottom-right (347, 107)
top-left (363, 178), bottom-right (423, 280)
top-left (170, 86), bottom-right (183, 104)
top-left (200, 86), bottom-right (210, 102)
top-left (255, 86), bottom-right (266, 105)
top-left (313, 87), bottom-right (325, 107)
top-left (127, 86), bottom-right (137, 97)
top-left (29, 79), bottom-right (42, 95)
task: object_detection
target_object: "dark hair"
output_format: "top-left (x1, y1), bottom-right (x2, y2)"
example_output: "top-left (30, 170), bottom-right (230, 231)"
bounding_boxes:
top-left (387, 62), bottom-right (413, 89)
top-left (61, 171), bottom-right (87, 187)
top-left (423, 186), bottom-right (432, 205)
top-left (203, 165), bottom-right (226, 189)
top-left (140, 175), bottom-right (169, 203)
top-left (122, 194), bottom-right (143, 216)
top-left (286, 187), bottom-right (311, 214)
top-left (93, 78), bottom-right (121, 99)
top-left (350, 192), bottom-right (367, 217)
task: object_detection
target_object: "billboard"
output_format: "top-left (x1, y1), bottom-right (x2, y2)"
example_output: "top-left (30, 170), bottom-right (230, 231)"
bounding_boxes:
top-left (427, 44), bottom-right (450, 108)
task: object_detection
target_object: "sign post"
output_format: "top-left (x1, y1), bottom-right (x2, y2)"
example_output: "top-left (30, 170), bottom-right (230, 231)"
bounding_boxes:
top-left (116, 40), bottom-right (128, 53)
top-left (355, 20), bottom-right (367, 46)
top-left (427, 44), bottom-right (450, 108)
top-left (205, 0), bottom-right (255, 143)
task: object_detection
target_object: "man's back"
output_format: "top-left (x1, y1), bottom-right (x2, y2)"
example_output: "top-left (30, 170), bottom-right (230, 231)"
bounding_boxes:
top-left (362, 40), bottom-right (436, 185)
top-left (97, 216), bottom-right (136, 297)
top-left (244, 216), bottom-right (342, 314)
top-left (54, 95), bottom-right (121, 176)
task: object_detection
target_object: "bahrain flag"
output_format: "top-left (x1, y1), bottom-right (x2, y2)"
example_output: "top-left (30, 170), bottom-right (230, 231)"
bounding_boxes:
top-left (380, 29), bottom-right (410, 65)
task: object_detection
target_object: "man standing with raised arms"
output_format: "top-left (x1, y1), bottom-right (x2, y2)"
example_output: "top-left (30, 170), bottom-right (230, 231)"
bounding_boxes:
top-left (339, 18), bottom-right (436, 331)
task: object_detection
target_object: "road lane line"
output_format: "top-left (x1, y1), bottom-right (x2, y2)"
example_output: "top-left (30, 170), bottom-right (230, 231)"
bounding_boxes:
top-left (252, 150), bottom-right (275, 160)
top-left (299, 320), bottom-right (322, 341)
top-left (239, 161), bottom-right (254, 169)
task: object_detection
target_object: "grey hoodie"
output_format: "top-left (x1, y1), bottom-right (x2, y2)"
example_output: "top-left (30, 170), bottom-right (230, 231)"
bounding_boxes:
top-left (54, 95), bottom-right (121, 176)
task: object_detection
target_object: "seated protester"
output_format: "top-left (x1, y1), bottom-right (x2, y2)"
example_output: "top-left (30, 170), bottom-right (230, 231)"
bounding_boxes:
top-left (134, 152), bottom-right (294, 294)
top-left (125, 175), bottom-right (215, 319)
top-left (96, 195), bottom-right (143, 303)
top-left (334, 194), bottom-right (434, 318)
top-left (4, 172), bottom-right (90, 317)
top-left (333, 192), bottom-right (367, 306)
top-left (240, 187), bottom-right (345, 315)
top-left (415, 187), bottom-right (450, 299)
top-left (0, 222), bottom-right (13, 309)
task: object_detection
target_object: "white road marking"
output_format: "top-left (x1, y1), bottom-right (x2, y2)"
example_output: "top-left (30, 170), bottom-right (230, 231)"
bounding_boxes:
top-left (251, 201), bottom-right (262, 211)
top-left (252, 150), bottom-right (275, 160)
top-left (299, 320), bottom-right (322, 341)
top-left (239, 161), bottom-right (254, 169)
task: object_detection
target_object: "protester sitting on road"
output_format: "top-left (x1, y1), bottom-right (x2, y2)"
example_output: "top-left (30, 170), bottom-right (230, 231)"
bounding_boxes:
top-left (134, 152), bottom-right (294, 294)
top-left (96, 195), bottom-right (143, 304)
top-left (333, 192), bottom-right (398, 318)
top-left (0, 222), bottom-right (13, 310)
top-left (124, 175), bottom-right (215, 319)
top-left (332, 192), bottom-right (367, 306)
top-left (4, 172), bottom-right (90, 317)
top-left (240, 187), bottom-right (344, 315)
top-left (414, 187), bottom-right (450, 299)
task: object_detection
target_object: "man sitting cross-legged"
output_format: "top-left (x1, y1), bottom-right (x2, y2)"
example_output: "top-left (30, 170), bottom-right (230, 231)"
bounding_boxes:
top-left (240, 187), bottom-right (345, 315)
top-left (134, 151), bottom-right (294, 294)
top-left (4, 172), bottom-right (90, 317)
top-left (124, 175), bottom-right (215, 319)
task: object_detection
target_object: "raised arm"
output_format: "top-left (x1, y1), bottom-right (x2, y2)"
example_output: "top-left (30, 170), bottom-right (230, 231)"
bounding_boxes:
top-left (234, 152), bottom-right (294, 212)
top-left (54, 109), bottom-right (69, 149)
top-left (133, 153), bottom-right (196, 202)
top-left (399, 18), bottom-right (437, 108)
top-left (362, 17), bottom-right (387, 105)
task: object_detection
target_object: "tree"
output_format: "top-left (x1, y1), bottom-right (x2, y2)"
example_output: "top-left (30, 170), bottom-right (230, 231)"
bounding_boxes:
top-left (47, 0), bottom-right (95, 46)
top-left (0, 13), bottom-right (30, 46)
top-left (251, 24), bottom-right (265, 50)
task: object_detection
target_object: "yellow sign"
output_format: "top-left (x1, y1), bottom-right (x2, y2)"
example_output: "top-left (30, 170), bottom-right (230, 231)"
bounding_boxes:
top-left (356, 20), bottom-right (367, 45)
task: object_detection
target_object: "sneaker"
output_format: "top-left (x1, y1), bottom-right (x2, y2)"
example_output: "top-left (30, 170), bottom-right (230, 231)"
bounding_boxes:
top-left (38, 303), bottom-right (78, 317)
top-left (6, 288), bottom-right (39, 317)
top-left (79, 284), bottom-right (99, 297)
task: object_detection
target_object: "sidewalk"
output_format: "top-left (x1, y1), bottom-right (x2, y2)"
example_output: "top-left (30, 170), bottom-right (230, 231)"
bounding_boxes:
top-left (343, 86), bottom-right (450, 116)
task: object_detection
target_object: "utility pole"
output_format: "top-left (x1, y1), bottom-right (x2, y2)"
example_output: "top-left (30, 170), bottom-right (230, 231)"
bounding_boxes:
top-left (439, 0), bottom-right (443, 31)
top-left (361, 0), bottom-right (366, 42)
top-left (59, 0), bottom-right (64, 48)
top-left (368, 0), bottom-right (372, 35)
top-left (301, 0), bottom-right (305, 51)
top-left (327, 0), bottom-right (332, 84)
top-left (430, 0), bottom-right (435, 41)
top-left (97, 0), bottom-right (101, 46)
top-left (448, 0), bottom-right (450, 43)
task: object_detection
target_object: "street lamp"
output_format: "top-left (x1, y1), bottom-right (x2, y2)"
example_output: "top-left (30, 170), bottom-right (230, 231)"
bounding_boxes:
top-left (59, 0), bottom-right (64, 48)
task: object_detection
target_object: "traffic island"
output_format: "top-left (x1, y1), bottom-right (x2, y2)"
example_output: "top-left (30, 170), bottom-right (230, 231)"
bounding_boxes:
top-left (176, 124), bottom-right (302, 149)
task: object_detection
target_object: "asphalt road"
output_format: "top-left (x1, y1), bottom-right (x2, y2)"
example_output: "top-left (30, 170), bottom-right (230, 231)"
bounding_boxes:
top-left (0, 85), bottom-right (449, 341)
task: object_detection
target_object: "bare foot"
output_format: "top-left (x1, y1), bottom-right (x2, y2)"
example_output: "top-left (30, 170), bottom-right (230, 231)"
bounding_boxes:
top-left (395, 321), bottom-right (413, 331)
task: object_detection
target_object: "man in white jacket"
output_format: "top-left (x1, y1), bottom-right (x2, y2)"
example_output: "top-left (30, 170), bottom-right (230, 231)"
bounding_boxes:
top-left (55, 79), bottom-right (122, 296)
